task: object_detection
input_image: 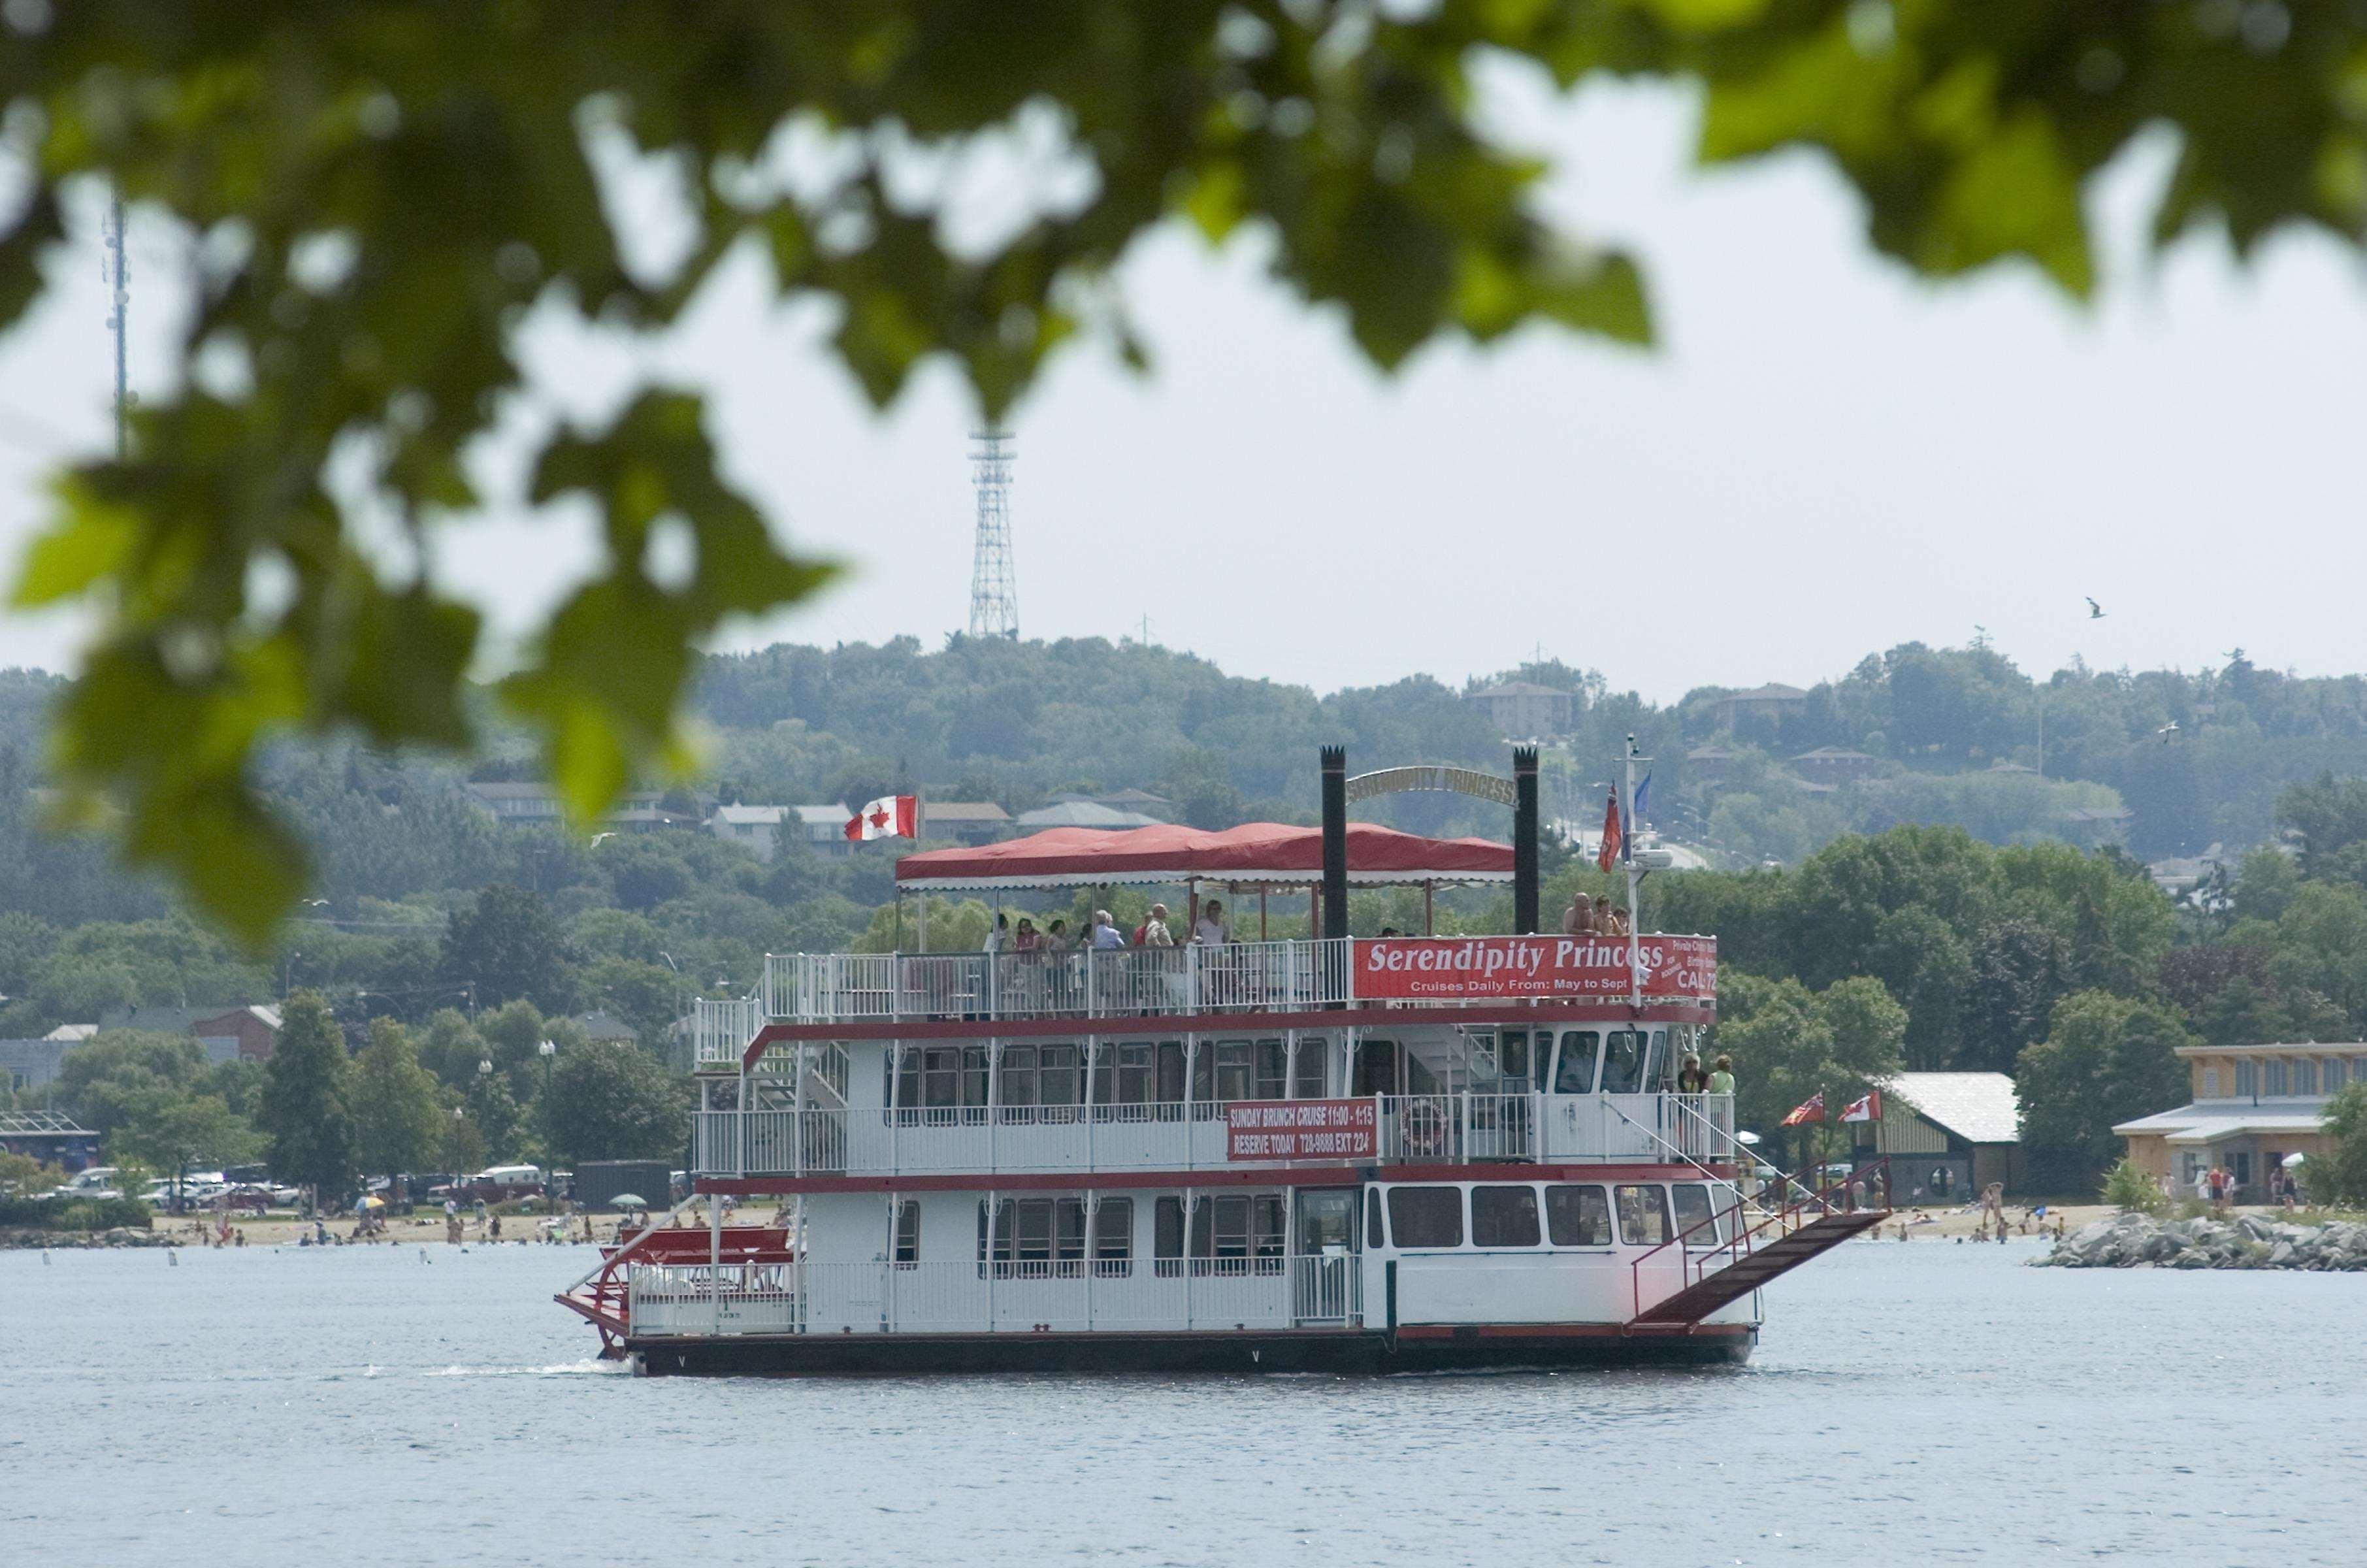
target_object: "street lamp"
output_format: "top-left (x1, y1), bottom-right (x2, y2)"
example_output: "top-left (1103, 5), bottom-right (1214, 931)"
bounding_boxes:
top-left (538, 1039), bottom-right (557, 1187)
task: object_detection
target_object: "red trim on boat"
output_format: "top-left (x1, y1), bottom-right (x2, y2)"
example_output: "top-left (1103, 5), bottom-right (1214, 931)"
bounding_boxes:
top-left (737, 1002), bottom-right (1716, 1064)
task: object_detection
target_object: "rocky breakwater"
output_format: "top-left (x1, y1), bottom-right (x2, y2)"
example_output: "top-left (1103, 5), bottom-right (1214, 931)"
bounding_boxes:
top-left (2035, 1211), bottom-right (2367, 1271)
top-left (0, 1226), bottom-right (173, 1250)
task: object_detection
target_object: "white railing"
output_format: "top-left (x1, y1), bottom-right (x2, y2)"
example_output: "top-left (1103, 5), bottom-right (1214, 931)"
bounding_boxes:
top-left (760, 939), bottom-right (1357, 1025)
top-left (627, 1256), bottom-right (1360, 1337)
top-left (692, 995), bottom-right (766, 1066)
top-left (694, 1092), bottom-right (1728, 1177)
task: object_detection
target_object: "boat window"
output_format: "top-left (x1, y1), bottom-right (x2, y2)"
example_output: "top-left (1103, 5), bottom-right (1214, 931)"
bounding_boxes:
top-left (893, 1200), bottom-right (919, 1266)
top-left (1545, 1184), bottom-right (1612, 1247)
top-left (962, 1045), bottom-right (991, 1107)
top-left (1614, 1184), bottom-right (1671, 1246)
top-left (1154, 1196), bottom-right (1185, 1276)
top-left (1294, 1035), bottom-right (1328, 1099)
top-left (1298, 1189), bottom-right (1356, 1252)
top-left (1405, 1053), bottom-right (1442, 1096)
top-left (1039, 1043), bottom-right (1079, 1106)
top-left (1367, 1186), bottom-right (1386, 1249)
top-left (1554, 1031), bottom-right (1599, 1095)
top-left (1189, 1194), bottom-right (1287, 1271)
top-left (1256, 1039), bottom-right (1288, 1100)
top-left (1497, 1030), bottom-right (1529, 1085)
top-left (1109, 1042), bottom-right (1153, 1105)
top-left (1388, 1186), bottom-right (1464, 1249)
top-left (1471, 1185), bottom-right (1541, 1249)
top-left (1214, 1040), bottom-right (1254, 1102)
top-left (1056, 1197), bottom-right (1088, 1264)
top-left (1093, 1198), bottom-right (1133, 1273)
top-left (1671, 1183), bottom-right (1720, 1246)
top-left (985, 1197), bottom-right (1088, 1275)
top-left (1642, 1029), bottom-right (1668, 1092)
top-left (1158, 1041), bottom-right (1188, 1103)
top-left (922, 1047), bottom-right (962, 1109)
top-left (1002, 1044), bottom-right (1039, 1106)
top-left (1600, 1032), bottom-right (1646, 1094)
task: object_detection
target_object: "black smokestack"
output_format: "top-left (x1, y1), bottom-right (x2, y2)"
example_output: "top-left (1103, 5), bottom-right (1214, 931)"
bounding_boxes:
top-left (1320, 745), bottom-right (1348, 941)
top-left (1512, 746), bottom-right (1540, 934)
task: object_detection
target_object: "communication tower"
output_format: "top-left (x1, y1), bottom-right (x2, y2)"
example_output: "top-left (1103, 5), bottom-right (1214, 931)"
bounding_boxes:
top-left (966, 427), bottom-right (1018, 640)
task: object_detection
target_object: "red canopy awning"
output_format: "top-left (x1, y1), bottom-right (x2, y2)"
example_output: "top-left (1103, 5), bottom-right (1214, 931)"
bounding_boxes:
top-left (894, 821), bottom-right (1512, 890)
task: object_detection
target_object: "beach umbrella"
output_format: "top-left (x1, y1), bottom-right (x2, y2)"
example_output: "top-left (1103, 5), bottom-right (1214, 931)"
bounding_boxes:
top-left (1735, 1130), bottom-right (1763, 1147)
top-left (609, 1193), bottom-right (649, 1209)
top-left (2282, 1152), bottom-right (2306, 1168)
top-left (357, 1195), bottom-right (385, 1210)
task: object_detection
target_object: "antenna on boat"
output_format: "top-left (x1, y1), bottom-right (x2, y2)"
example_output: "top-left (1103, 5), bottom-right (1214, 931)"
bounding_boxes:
top-left (1624, 734), bottom-right (1646, 1009)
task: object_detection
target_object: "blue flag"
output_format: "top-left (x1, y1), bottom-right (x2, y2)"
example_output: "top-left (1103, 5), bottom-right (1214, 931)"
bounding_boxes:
top-left (1633, 772), bottom-right (1652, 823)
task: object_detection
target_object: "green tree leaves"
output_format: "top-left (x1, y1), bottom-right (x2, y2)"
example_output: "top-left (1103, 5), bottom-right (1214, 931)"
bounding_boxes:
top-left (545, 1039), bottom-right (688, 1164)
top-left (350, 1016), bottom-right (447, 1183)
top-left (20, 5), bottom-right (2359, 936)
top-left (2014, 989), bottom-right (2195, 1190)
top-left (256, 991), bottom-right (355, 1200)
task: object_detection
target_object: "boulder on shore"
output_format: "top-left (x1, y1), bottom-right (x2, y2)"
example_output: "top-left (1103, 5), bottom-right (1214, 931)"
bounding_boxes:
top-left (2034, 1211), bottom-right (2367, 1271)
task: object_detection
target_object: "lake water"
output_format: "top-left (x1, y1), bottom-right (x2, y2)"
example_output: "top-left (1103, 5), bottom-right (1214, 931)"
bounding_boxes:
top-left (6, 1237), bottom-right (2362, 1565)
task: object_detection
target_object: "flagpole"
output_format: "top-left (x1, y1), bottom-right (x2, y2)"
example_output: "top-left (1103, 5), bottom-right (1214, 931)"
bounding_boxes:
top-left (1622, 735), bottom-right (1641, 1011)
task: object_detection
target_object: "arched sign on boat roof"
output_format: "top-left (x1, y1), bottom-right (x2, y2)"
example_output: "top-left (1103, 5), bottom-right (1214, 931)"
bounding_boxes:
top-left (1346, 764), bottom-right (1517, 808)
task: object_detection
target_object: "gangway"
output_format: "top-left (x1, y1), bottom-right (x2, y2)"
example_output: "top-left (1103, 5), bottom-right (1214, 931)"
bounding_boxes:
top-left (1629, 1158), bottom-right (1889, 1326)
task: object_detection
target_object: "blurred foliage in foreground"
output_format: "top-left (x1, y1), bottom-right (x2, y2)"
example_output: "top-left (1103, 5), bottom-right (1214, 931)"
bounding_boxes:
top-left (7, 3), bottom-right (2367, 938)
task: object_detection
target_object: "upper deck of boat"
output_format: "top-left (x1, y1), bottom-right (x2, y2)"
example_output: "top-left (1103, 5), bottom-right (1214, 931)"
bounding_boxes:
top-left (692, 932), bottom-right (1719, 1066)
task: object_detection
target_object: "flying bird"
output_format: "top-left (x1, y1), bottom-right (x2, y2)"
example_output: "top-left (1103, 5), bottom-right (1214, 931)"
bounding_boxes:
top-left (589, 832), bottom-right (615, 847)
top-left (2157, 721), bottom-right (2181, 743)
top-left (2085, 597), bottom-right (2105, 619)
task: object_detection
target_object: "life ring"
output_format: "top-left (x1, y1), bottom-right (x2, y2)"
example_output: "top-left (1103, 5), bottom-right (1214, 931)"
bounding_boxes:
top-left (1402, 1100), bottom-right (1449, 1157)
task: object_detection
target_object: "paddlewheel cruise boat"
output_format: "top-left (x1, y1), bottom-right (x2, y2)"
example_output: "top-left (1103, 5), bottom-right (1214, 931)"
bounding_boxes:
top-left (559, 751), bottom-right (1887, 1375)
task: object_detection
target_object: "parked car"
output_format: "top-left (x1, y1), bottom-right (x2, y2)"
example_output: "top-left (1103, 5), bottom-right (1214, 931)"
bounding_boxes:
top-left (61, 1167), bottom-right (125, 1201)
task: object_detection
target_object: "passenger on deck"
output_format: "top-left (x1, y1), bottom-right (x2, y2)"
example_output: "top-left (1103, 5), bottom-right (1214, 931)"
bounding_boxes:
top-left (1013, 917), bottom-right (1041, 951)
top-left (1090, 910), bottom-right (1125, 948)
top-left (984, 912), bottom-right (1009, 953)
top-left (1192, 899), bottom-right (1231, 945)
top-left (1561, 896), bottom-right (1595, 937)
top-left (1139, 904), bottom-right (1176, 947)
top-left (1676, 1054), bottom-right (1708, 1094)
top-left (1592, 896), bottom-right (1616, 933)
top-left (1706, 1054), bottom-right (1737, 1097)
top-left (1045, 917), bottom-right (1071, 949)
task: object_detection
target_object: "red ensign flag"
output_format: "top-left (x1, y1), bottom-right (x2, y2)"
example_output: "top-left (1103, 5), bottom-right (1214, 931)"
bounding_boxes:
top-left (1780, 1091), bottom-right (1825, 1126)
top-left (845, 794), bottom-right (918, 841)
top-left (1595, 792), bottom-right (1622, 874)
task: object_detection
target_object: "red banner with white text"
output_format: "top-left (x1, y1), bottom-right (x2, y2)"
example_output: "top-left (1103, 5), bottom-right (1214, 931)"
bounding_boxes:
top-left (1350, 935), bottom-right (1717, 1002)
top-left (1226, 1098), bottom-right (1379, 1161)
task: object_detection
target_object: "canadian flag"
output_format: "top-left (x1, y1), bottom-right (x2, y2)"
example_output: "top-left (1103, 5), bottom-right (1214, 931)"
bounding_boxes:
top-left (1779, 1090), bottom-right (1825, 1126)
top-left (1840, 1090), bottom-right (1882, 1124)
top-left (845, 794), bottom-right (918, 841)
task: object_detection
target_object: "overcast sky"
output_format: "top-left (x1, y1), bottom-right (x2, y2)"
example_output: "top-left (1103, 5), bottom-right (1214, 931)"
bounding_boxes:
top-left (3, 76), bottom-right (2363, 705)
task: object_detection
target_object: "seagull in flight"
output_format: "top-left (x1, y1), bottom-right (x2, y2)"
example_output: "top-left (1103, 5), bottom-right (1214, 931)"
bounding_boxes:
top-left (589, 831), bottom-right (615, 847)
top-left (2085, 597), bottom-right (2106, 619)
top-left (2157, 721), bottom-right (2181, 743)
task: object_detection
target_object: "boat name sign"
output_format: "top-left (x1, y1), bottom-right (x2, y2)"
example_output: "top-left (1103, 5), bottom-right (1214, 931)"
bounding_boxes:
top-left (1352, 935), bottom-right (1717, 1000)
top-left (1226, 1099), bottom-right (1378, 1161)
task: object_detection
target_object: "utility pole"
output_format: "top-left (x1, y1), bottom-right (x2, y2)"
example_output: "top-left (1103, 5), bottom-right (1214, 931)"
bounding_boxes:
top-left (105, 190), bottom-right (129, 459)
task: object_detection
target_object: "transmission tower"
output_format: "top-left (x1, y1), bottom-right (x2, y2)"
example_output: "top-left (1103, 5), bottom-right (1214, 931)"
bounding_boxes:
top-left (966, 427), bottom-right (1019, 640)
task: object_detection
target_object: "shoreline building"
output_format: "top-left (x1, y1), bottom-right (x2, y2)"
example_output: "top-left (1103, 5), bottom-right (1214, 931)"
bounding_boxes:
top-left (1850, 1073), bottom-right (2023, 1201)
top-left (2114, 1041), bottom-right (2367, 1202)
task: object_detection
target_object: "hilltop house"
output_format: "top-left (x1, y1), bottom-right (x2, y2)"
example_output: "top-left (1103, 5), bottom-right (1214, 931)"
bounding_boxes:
top-left (2114, 1041), bottom-right (2367, 1202)
top-left (1850, 1072), bottom-right (2023, 1201)
top-left (1789, 747), bottom-right (1883, 786)
top-left (1706, 683), bottom-right (1807, 732)
top-left (95, 1004), bottom-right (284, 1065)
top-left (1465, 681), bottom-right (1576, 739)
top-left (921, 800), bottom-right (1014, 843)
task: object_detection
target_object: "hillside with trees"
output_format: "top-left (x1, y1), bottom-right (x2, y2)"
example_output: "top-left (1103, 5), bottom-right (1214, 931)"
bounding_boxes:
top-left (7, 637), bottom-right (2367, 1198)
